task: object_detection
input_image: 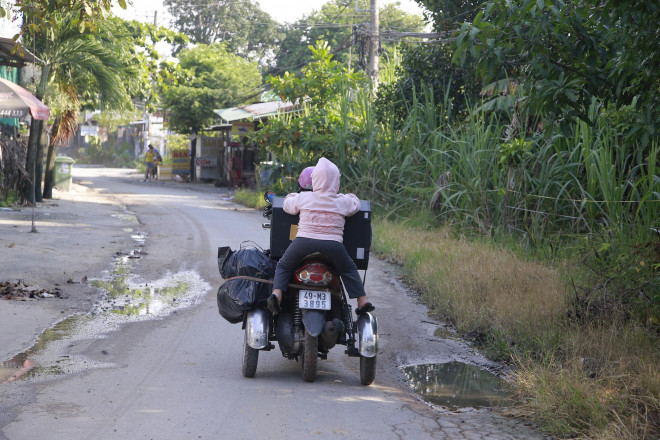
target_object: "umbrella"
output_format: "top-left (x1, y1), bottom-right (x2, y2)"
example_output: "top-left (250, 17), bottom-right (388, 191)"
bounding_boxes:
top-left (0, 77), bottom-right (49, 120)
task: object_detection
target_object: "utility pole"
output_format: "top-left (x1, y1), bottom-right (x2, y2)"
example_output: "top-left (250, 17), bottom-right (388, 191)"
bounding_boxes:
top-left (367, 0), bottom-right (379, 91)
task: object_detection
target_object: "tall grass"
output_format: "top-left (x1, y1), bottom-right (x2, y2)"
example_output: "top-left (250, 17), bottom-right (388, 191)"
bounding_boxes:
top-left (262, 81), bottom-right (658, 238)
top-left (373, 219), bottom-right (660, 439)
top-left (373, 220), bottom-right (567, 353)
top-left (257, 79), bottom-right (660, 438)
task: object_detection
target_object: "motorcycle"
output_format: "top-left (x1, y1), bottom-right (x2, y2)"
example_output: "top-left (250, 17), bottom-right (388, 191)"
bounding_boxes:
top-left (241, 192), bottom-right (378, 385)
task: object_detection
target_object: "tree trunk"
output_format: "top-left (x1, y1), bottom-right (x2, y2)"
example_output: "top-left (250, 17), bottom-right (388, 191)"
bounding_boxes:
top-left (34, 122), bottom-right (46, 202)
top-left (43, 115), bottom-right (61, 199)
top-left (22, 64), bottom-right (50, 203)
top-left (22, 118), bottom-right (41, 205)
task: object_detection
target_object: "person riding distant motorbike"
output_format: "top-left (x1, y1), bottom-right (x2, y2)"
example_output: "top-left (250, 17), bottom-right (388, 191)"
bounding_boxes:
top-left (267, 157), bottom-right (375, 316)
top-left (144, 145), bottom-right (156, 181)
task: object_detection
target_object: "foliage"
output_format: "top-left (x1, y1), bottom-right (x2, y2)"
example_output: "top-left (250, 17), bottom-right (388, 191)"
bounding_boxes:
top-left (232, 189), bottom-right (267, 210)
top-left (166, 133), bottom-right (190, 151)
top-left (20, 9), bottom-right (155, 200)
top-left (8, 0), bottom-right (124, 37)
top-left (373, 0), bottom-right (482, 128)
top-left (415, 0), bottom-right (482, 32)
top-left (163, 0), bottom-right (282, 65)
top-left (161, 43), bottom-right (262, 134)
top-left (111, 19), bottom-right (188, 112)
top-left (374, 41), bottom-right (481, 128)
top-left (453, 0), bottom-right (660, 146)
top-left (271, 0), bottom-right (426, 77)
top-left (254, 40), bottom-right (368, 167)
top-left (269, 40), bottom-right (365, 108)
top-left (247, 3), bottom-right (659, 436)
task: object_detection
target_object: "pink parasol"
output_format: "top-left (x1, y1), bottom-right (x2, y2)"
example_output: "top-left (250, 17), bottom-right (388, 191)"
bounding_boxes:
top-left (0, 77), bottom-right (50, 120)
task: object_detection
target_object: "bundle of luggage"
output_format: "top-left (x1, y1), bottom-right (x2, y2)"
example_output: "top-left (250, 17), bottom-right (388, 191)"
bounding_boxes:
top-left (216, 246), bottom-right (276, 324)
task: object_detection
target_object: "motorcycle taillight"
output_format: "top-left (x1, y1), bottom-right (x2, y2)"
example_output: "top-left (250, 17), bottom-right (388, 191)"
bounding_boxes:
top-left (295, 262), bottom-right (334, 286)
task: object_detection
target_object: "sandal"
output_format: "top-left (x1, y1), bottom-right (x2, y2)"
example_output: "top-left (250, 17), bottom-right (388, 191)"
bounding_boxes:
top-left (267, 294), bottom-right (281, 315)
top-left (355, 302), bottom-right (375, 315)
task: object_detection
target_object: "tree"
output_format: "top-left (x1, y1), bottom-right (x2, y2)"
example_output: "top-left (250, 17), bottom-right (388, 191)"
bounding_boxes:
top-left (374, 0), bottom-right (482, 126)
top-left (161, 43), bottom-right (262, 134)
top-left (255, 40), bottom-right (368, 164)
top-left (453, 0), bottom-right (660, 145)
top-left (163, 0), bottom-right (282, 65)
top-left (271, 0), bottom-right (426, 77)
top-left (24, 13), bottom-right (181, 199)
top-left (16, 0), bottom-right (127, 204)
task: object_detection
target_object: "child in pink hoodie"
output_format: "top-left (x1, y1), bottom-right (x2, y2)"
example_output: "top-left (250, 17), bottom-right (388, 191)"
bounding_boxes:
top-left (268, 157), bottom-right (374, 315)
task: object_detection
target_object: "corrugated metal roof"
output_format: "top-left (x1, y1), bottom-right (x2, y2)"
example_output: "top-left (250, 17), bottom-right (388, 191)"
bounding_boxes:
top-left (214, 100), bottom-right (297, 122)
top-left (214, 107), bottom-right (252, 122)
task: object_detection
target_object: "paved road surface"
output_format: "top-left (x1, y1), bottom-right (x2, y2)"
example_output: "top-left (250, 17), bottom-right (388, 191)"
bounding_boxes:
top-left (0, 168), bottom-right (545, 440)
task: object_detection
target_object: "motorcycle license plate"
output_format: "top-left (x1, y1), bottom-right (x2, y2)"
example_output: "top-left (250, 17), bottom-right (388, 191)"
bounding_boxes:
top-left (299, 290), bottom-right (331, 310)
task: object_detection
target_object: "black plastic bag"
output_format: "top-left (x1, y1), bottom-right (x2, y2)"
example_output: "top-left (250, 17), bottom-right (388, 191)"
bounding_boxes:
top-left (216, 246), bottom-right (276, 323)
top-left (217, 246), bottom-right (276, 279)
top-left (217, 246), bottom-right (233, 275)
top-left (217, 278), bottom-right (271, 324)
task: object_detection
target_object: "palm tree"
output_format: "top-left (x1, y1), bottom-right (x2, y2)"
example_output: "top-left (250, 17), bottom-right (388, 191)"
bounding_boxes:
top-left (23, 11), bottom-right (136, 200)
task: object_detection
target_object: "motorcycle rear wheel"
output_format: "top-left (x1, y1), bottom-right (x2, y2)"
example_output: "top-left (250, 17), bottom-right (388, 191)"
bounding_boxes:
top-left (359, 355), bottom-right (376, 385)
top-left (242, 331), bottom-right (259, 378)
top-left (301, 331), bottom-right (318, 382)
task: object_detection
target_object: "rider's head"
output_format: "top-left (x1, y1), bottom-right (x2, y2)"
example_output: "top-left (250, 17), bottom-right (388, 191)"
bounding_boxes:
top-left (311, 157), bottom-right (341, 194)
top-left (298, 166), bottom-right (314, 191)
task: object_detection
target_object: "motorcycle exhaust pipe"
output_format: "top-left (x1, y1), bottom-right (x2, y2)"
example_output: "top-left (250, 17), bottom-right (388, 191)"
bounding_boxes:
top-left (319, 318), bottom-right (344, 350)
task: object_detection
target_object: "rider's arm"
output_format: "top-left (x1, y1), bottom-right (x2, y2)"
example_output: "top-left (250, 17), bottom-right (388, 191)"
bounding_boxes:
top-left (282, 192), bottom-right (301, 215)
top-left (341, 193), bottom-right (361, 217)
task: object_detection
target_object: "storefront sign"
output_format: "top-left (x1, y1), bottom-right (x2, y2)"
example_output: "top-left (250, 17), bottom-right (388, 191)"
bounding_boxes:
top-left (231, 122), bottom-right (254, 139)
top-left (194, 156), bottom-right (217, 167)
top-left (172, 150), bottom-right (190, 175)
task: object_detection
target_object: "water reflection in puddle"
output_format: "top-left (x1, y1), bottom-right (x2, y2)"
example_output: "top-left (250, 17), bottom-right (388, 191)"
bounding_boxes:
top-left (0, 315), bottom-right (88, 383)
top-left (90, 252), bottom-right (199, 317)
top-left (401, 362), bottom-right (512, 410)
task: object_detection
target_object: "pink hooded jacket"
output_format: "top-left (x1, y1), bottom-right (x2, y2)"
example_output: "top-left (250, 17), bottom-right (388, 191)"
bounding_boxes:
top-left (283, 157), bottom-right (360, 243)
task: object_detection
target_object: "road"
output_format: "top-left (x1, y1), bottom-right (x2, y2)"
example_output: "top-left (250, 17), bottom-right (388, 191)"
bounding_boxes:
top-left (0, 168), bottom-right (545, 440)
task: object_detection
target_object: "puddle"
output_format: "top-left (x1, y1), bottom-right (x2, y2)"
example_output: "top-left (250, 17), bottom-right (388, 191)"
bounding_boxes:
top-left (401, 362), bottom-right (512, 410)
top-left (91, 270), bottom-right (195, 317)
top-left (1, 229), bottom-right (210, 384)
top-left (1, 352), bottom-right (34, 383)
top-left (0, 315), bottom-right (88, 383)
top-left (130, 232), bottom-right (147, 245)
top-left (89, 245), bottom-right (204, 317)
top-left (1, 270), bottom-right (210, 384)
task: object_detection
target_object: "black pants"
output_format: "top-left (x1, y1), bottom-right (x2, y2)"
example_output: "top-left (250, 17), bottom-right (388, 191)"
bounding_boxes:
top-left (273, 237), bottom-right (366, 299)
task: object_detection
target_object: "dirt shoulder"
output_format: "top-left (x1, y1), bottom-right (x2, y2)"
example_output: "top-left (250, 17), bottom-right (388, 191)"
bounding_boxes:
top-left (0, 175), bottom-right (136, 361)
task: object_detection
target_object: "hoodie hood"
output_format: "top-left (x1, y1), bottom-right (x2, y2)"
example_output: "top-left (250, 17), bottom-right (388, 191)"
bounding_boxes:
top-left (311, 157), bottom-right (340, 194)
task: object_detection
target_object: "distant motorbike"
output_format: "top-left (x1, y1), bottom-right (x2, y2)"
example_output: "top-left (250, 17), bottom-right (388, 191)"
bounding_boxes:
top-left (241, 192), bottom-right (377, 385)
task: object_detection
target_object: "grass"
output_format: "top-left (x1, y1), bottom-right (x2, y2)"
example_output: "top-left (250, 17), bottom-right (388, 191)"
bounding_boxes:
top-left (372, 218), bottom-right (660, 439)
top-left (513, 322), bottom-right (660, 439)
top-left (251, 78), bottom-right (659, 438)
top-left (233, 189), bottom-right (267, 210)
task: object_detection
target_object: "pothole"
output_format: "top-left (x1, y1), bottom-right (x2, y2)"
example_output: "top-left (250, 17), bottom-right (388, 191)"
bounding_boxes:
top-left (401, 361), bottom-right (513, 411)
